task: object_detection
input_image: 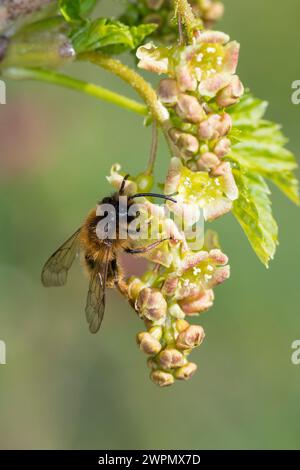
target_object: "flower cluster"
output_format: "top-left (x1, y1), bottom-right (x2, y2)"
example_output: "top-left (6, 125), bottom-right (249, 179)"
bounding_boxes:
top-left (137, 30), bottom-right (244, 220)
top-left (121, 0), bottom-right (224, 44)
top-left (128, 228), bottom-right (229, 387)
top-left (108, 164), bottom-right (230, 386)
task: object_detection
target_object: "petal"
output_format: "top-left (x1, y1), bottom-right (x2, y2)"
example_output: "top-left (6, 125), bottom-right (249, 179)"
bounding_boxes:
top-left (223, 41), bottom-right (240, 74)
top-left (165, 157), bottom-right (182, 195)
top-left (198, 72), bottom-right (232, 97)
top-left (136, 43), bottom-right (169, 74)
top-left (195, 30), bottom-right (230, 44)
top-left (203, 197), bottom-right (233, 221)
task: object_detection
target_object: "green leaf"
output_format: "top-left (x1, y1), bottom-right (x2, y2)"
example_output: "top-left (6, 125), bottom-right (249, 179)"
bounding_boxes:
top-left (59, 0), bottom-right (98, 23)
top-left (229, 92), bottom-right (268, 126)
top-left (71, 19), bottom-right (157, 54)
top-left (232, 169), bottom-right (278, 267)
top-left (265, 171), bottom-right (300, 205)
top-left (229, 92), bottom-right (299, 204)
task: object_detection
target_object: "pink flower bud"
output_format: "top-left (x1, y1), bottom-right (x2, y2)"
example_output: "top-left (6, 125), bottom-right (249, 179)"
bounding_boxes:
top-left (162, 274), bottom-right (179, 296)
top-left (204, 2), bottom-right (225, 22)
top-left (176, 325), bottom-right (205, 350)
top-left (136, 288), bottom-right (167, 321)
top-left (137, 332), bottom-right (162, 355)
top-left (197, 152), bottom-right (220, 171)
top-left (127, 277), bottom-right (145, 301)
top-left (176, 94), bottom-right (206, 123)
top-left (151, 370), bottom-right (175, 387)
top-left (157, 79), bottom-right (180, 106)
top-left (179, 289), bottom-right (214, 315)
top-left (158, 349), bottom-right (185, 369)
top-left (214, 137), bottom-right (231, 158)
top-left (198, 114), bottom-right (223, 141)
top-left (174, 362), bottom-right (198, 381)
top-left (169, 128), bottom-right (199, 158)
top-left (216, 75), bottom-right (244, 107)
top-left (217, 113), bottom-right (232, 136)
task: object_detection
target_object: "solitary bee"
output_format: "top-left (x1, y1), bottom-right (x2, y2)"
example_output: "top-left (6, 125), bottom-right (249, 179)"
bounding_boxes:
top-left (41, 176), bottom-right (176, 333)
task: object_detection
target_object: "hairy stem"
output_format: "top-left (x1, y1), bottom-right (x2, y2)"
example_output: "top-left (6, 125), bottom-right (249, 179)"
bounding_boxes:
top-left (175, 0), bottom-right (199, 41)
top-left (146, 120), bottom-right (158, 175)
top-left (79, 52), bottom-right (168, 124)
top-left (2, 67), bottom-right (148, 116)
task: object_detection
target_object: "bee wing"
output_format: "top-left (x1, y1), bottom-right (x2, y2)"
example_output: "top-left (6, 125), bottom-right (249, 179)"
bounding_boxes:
top-left (41, 228), bottom-right (81, 287)
top-left (85, 246), bottom-right (112, 334)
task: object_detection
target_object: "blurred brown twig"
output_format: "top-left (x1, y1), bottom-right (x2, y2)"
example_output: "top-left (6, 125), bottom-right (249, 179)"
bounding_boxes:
top-left (0, 0), bottom-right (55, 34)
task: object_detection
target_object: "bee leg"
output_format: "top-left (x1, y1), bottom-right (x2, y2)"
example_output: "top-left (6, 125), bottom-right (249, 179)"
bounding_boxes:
top-left (125, 238), bottom-right (170, 254)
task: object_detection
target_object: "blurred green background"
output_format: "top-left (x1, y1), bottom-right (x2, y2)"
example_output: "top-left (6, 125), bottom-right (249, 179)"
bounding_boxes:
top-left (0, 0), bottom-right (300, 450)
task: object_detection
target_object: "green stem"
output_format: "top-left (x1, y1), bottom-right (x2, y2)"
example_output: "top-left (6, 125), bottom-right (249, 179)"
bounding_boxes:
top-left (2, 67), bottom-right (148, 116)
top-left (79, 52), bottom-right (168, 124)
top-left (146, 120), bottom-right (158, 175)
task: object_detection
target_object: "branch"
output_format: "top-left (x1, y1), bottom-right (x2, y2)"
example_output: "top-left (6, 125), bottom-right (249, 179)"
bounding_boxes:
top-left (2, 67), bottom-right (148, 116)
top-left (0, 0), bottom-right (56, 33)
top-left (79, 52), bottom-right (169, 124)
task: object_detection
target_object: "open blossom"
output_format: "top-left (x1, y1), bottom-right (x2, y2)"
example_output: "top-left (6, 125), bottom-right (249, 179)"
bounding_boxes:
top-left (165, 157), bottom-right (238, 221)
top-left (137, 30), bottom-right (244, 218)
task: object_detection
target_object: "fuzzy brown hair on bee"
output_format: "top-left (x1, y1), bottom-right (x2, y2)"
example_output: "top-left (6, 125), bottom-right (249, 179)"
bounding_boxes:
top-left (41, 176), bottom-right (176, 334)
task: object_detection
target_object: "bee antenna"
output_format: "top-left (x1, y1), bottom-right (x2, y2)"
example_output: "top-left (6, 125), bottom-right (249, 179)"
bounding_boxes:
top-left (129, 193), bottom-right (177, 204)
top-left (119, 174), bottom-right (130, 195)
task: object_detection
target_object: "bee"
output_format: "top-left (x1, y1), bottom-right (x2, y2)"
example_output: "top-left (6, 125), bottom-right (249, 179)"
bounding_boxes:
top-left (41, 176), bottom-right (176, 334)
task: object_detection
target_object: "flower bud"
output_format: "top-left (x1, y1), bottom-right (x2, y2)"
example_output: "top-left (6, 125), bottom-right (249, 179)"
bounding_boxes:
top-left (148, 325), bottom-right (163, 341)
top-left (162, 274), bottom-right (178, 296)
top-left (176, 325), bottom-right (205, 350)
top-left (151, 370), bottom-right (175, 387)
top-left (216, 75), bottom-right (244, 107)
top-left (128, 277), bottom-right (145, 301)
top-left (176, 94), bottom-right (206, 123)
top-left (137, 332), bottom-right (162, 355)
top-left (136, 288), bottom-right (167, 321)
top-left (204, 2), bottom-right (225, 23)
top-left (217, 113), bottom-right (232, 136)
top-left (179, 289), bottom-right (214, 315)
top-left (198, 114), bottom-right (220, 140)
top-left (169, 129), bottom-right (199, 158)
top-left (157, 79), bottom-right (180, 105)
top-left (214, 137), bottom-right (231, 158)
top-left (197, 152), bottom-right (220, 171)
top-left (158, 348), bottom-right (185, 369)
top-left (174, 362), bottom-right (198, 381)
